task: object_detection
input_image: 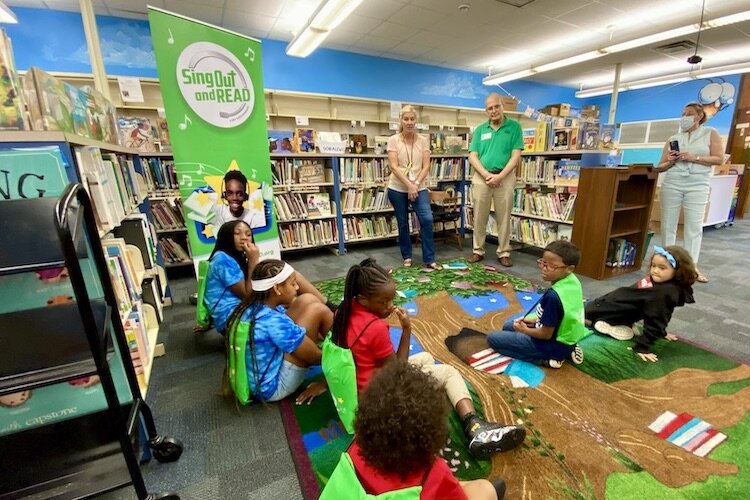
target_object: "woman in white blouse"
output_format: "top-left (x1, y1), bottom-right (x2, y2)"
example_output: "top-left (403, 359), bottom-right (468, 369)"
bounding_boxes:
top-left (655, 102), bottom-right (723, 283)
top-left (386, 105), bottom-right (440, 269)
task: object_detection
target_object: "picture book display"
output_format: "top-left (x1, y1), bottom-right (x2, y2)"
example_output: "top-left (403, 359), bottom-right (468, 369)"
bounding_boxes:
top-left (268, 129), bottom-right (294, 154)
top-left (295, 160), bottom-right (326, 184)
top-left (294, 128), bottom-right (316, 153)
top-left (118, 116), bottom-right (158, 152)
top-left (0, 29), bottom-right (25, 130)
top-left (578, 121), bottom-right (599, 150)
top-left (522, 128), bottom-right (536, 152)
top-left (306, 193), bottom-right (332, 217)
top-left (599, 124), bottom-right (617, 149)
top-left (430, 132), bottom-right (445, 153)
top-left (349, 134), bottom-right (368, 154)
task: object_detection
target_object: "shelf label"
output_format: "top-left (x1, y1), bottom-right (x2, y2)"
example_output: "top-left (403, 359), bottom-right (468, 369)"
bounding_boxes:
top-left (389, 121), bottom-right (399, 131)
top-left (295, 115), bottom-right (309, 126)
top-left (390, 101), bottom-right (401, 119)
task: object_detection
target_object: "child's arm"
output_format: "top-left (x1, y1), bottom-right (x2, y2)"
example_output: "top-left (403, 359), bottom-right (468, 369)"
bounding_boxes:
top-left (393, 307), bottom-right (412, 361)
top-left (513, 319), bottom-right (555, 340)
top-left (295, 379), bottom-right (328, 405)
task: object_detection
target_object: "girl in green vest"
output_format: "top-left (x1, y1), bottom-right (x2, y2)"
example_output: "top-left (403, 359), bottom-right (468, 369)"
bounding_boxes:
top-left (487, 241), bottom-right (587, 368)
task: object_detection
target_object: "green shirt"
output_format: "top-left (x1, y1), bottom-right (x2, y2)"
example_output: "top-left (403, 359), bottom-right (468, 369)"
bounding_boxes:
top-left (469, 117), bottom-right (524, 172)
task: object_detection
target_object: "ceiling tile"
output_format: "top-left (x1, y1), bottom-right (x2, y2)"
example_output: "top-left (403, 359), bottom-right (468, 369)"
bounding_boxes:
top-left (354, 0), bottom-right (405, 20)
top-left (103, 0), bottom-right (147, 11)
top-left (368, 20), bottom-right (411, 40)
top-left (352, 34), bottom-right (401, 52)
top-left (5, 0), bottom-right (47, 7)
top-left (224, 0), bottom-right (284, 18)
top-left (163, 0), bottom-right (223, 25)
top-left (324, 27), bottom-right (364, 45)
top-left (107, 8), bottom-right (150, 20)
top-left (388, 4), bottom-right (447, 28)
top-left (520, 0), bottom-right (596, 19)
top-left (278, 0), bottom-right (322, 24)
top-left (385, 41), bottom-right (434, 58)
top-left (336, 13), bottom-right (379, 35)
top-left (222, 10), bottom-right (275, 37)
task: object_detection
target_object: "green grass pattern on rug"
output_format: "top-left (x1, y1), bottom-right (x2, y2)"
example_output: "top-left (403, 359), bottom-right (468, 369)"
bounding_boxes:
top-left (604, 409), bottom-right (750, 500)
top-left (707, 377), bottom-right (750, 396)
top-left (291, 375), bottom-right (492, 489)
top-left (576, 333), bottom-right (738, 384)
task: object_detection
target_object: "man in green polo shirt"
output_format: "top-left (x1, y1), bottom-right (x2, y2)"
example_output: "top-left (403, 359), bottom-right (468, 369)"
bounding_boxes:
top-left (467, 93), bottom-right (524, 267)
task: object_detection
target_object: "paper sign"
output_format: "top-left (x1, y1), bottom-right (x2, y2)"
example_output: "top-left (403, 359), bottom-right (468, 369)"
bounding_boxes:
top-left (389, 121), bottom-right (399, 131)
top-left (295, 115), bottom-right (309, 126)
top-left (390, 101), bottom-right (402, 118)
top-left (359, 120), bottom-right (366, 127)
top-left (117, 76), bottom-right (144, 103)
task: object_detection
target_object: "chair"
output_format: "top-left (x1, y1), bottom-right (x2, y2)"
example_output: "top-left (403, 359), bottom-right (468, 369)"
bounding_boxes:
top-left (428, 190), bottom-right (463, 250)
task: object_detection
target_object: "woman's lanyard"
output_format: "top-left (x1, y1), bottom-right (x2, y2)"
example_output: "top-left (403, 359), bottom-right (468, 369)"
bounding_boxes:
top-left (403, 134), bottom-right (415, 173)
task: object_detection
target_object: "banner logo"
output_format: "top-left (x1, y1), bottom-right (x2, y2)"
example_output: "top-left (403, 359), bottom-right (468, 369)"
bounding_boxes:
top-left (176, 41), bottom-right (254, 128)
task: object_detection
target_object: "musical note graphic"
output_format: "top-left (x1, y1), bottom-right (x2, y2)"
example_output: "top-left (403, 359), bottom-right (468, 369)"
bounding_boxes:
top-left (197, 164), bottom-right (205, 175)
top-left (181, 175), bottom-right (192, 187)
top-left (178, 114), bottom-right (192, 130)
top-left (244, 47), bottom-right (254, 61)
top-left (251, 168), bottom-right (257, 179)
top-left (167, 28), bottom-right (175, 45)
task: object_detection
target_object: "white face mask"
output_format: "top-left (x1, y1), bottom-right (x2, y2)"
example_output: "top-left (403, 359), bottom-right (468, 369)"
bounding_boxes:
top-left (680, 115), bottom-right (697, 131)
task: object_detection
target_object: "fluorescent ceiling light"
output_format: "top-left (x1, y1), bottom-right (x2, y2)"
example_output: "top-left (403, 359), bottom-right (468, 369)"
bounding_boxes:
top-left (575, 63), bottom-right (750, 98)
top-left (535, 51), bottom-right (603, 72)
top-left (0, 1), bottom-right (17, 24)
top-left (483, 9), bottom-right (750, 85)
top-left (286, 0), bottom-right (363, 58)
top-left (483, 69), bottom-right (536, 85)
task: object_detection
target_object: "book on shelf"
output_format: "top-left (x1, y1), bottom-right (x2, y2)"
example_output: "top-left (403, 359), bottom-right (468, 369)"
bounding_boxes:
top-left (522, 128), bottom-right (536, 152)
top-left (349, 134), bottom-right (368, 154)
top-left (159, 236), bottom-right (191, 263)
top-left (513, 186), bottom-right (576, 222)
top-left (339, 157), bottom-right (389, 183)
top-left (373, 135), bottom-right (389, 155)
top-left (295, 160), bottom-right (326, 184)
top-left (306, 193), bottom-right (332, 217)
top-left (428, 157), bottom-right (462, 182)
top-left (556, 159), bottom-right (581, 187)
top-left (278, 219), bottom-right (338, 249)
top-left (274, 192), bottom-right (308, 221)
top-left (606, 238), bottom-right (637, 267)
top-left (557, 225), bottom-right (572, 242)
top-left (599, 124), bottom-right (616, 149)
top-left (155, 117), bottom-right (171, 152)
top-left (341, 187), bottom-right (389, 212)
top-left (269, 129), bottom-right (294, 154)
top-left (294, 127), bottom-right (316, 153)
top-left (151, 198), bottom-right (186, 230)
top-left (119, 116), bottom-right (159, 152)
top-left (517, 157), bottom-right (558, 185)
top-left (552, 128), bottom-right (577, 151)
top-left (510, 216), bottom-right (559, 247)
top-left (534, 121), bottom-right (548, 152)
top-left (430, 132), bottom-right (445, 153)
top-left (143, 157), bottom-right (178, 191)
top-left (443, 135), bottom-right (462, 154)
top-left (578, 121), bottom-right (600, 150)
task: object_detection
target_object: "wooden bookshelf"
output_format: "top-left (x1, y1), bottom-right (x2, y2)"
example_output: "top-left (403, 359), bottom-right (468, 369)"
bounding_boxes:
top-left (571, 166), bottom-right (657, 280)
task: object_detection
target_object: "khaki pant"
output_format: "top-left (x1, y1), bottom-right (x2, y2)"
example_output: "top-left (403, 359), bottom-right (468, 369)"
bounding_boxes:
top-left (408, 352), bottom-right (470, 407)
top-left (471, 171), bottom-right (514, 258)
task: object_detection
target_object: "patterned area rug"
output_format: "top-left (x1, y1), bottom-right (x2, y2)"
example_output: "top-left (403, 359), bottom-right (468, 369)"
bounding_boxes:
top-left (280, 262), bottom-right (750, 499)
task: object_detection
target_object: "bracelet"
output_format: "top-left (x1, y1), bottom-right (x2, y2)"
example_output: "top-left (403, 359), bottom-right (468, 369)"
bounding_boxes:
top-left (696, 156), bottom-right (701, 163)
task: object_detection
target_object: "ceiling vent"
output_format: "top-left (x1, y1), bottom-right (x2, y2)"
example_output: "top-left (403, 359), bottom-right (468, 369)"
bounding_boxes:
top-left (495, 0), bottom-right (536, 7)
top-left (655, 40), bottom-right (697, 54)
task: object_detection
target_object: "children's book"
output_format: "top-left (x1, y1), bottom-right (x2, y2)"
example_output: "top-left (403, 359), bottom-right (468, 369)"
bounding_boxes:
top-left (350, 134), bottom-right (368, 154)
top-left (119, 116), bottom-right (158, 152)
top-left (268, 129), bottom-right (294, 154)
top-left (534, 121), bottom-right (548, 151)
top-left (294, 128), bottom-right (316, 153)
top-left (445, 135), bottom-right (463, 154)
top-left (578, 121), bottom-right (599, 150)
top-left (306, 193), bottom-right (332, 217)
top-left (430, 132), bottom-right (445, 153)
top-left (552, 128), bottom-right (573, 151)
top-left (599, 124), bottom-right (616, 149)
top-left (522, 128), bottom-right (536, 152)
top-left (556, 159), bottom-right (581, 186)
top-left (0, 30), bottom-right (26, 130)
top-left (373, 135), bottom-right (389, 155)
top-left (296, 161), bottom-right (325, 184)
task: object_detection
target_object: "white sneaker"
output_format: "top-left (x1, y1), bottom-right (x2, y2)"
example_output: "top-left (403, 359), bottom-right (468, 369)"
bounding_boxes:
top-left (545, 359), bottom-right (564, 369)
top-left (594, 320), bottom-right (635, 340)
top-left (570, 344), bottom-right (584, 365)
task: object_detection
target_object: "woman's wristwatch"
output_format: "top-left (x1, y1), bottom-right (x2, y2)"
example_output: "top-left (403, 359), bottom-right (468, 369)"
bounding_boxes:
top-left (695, 156), bottom-right (701, 163)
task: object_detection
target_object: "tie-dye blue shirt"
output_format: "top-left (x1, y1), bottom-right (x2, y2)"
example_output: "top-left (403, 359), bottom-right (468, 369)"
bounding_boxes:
top-left (242, 304), bottom-right (307, 400)
top-left (205, 251), bottom-right (244, 334)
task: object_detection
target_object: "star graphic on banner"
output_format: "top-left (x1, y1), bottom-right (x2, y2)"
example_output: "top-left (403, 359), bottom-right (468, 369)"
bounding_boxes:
top-left (204, 160), bottom-right (261, 209)
top-left (202, 224), bottom-right (215, 239)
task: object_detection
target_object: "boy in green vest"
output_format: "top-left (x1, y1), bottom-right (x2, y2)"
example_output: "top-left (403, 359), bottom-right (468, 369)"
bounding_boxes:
top-left (487, 241), bottom-right (586, 368)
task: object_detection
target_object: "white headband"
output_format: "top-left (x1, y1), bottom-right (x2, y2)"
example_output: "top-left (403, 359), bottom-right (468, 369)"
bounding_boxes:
top-left (251, 263), bottom-right (295, 291)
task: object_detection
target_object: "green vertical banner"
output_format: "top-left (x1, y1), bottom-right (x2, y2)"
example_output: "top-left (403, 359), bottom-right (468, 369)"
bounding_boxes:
top-left (148, 8), bottom-right (279, 265)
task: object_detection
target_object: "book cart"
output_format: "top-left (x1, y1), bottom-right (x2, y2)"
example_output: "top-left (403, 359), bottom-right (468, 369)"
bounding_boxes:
top-left (0, 184), bottom-right (182, 499)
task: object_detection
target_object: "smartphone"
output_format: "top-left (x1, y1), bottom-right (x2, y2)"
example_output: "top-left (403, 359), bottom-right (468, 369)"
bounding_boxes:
top-left (669, 140), bottom-right (680, 152)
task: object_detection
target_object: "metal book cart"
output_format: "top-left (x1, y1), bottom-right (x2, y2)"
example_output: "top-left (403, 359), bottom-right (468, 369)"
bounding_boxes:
top-left (0, 184), bottom-right (182, 499)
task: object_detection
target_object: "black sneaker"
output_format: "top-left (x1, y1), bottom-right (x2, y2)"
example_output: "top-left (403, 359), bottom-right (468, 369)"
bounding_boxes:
top-left (467, 420), bottom-right (526, 459)
top-left (570, 344), bottom-right (584, 365)
top-left (492, 479), bottom-right (507, 500)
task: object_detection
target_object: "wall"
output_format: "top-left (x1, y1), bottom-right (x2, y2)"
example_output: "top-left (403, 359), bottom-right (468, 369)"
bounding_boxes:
top-left (5, 7), bottom-right (576, 111)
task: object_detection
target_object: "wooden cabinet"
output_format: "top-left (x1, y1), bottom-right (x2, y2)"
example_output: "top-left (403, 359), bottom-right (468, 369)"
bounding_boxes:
top-left (572, 166), bottom-right (657, 279)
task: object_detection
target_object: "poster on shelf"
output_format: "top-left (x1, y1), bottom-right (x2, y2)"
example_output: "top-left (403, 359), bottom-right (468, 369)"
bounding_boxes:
top-left (116, 76), bottom-right (144, 103)
top-left (148, 7), bottom-right (280, 268)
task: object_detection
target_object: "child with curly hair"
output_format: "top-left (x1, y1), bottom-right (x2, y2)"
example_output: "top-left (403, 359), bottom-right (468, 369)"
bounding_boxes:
top-left (305, 258), bottom-right (524, 459)
top-left (321, 360), bottom-right (506, 499)
top-left (585, 245), bottom-right (697, 362)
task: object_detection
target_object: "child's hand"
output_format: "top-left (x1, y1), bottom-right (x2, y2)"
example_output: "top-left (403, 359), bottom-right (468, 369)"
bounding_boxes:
top-left (637, 352), bottom-right (659, 362)
top-left (665, 333), bottom-right (678, 341)
top-left (393, 307), bottom-right (412, 332)
top-left (513, 319), bottom-right (527, 333)
top-left (243, 241), bottom-right (260, 262)
top-left (295, 381), bottom-right (327, 405)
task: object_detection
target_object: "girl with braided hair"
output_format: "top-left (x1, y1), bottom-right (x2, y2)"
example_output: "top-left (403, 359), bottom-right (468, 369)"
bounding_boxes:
top-left (225, 259), bottom-right (332, 403)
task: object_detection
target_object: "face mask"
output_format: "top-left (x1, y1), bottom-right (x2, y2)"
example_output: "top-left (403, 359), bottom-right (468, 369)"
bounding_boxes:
top-left (680, 116), bottom-right (696, 131)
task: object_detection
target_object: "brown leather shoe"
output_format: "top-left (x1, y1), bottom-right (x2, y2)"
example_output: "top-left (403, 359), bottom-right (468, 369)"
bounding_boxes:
top-left (498, 256), bottom-right (513, 267)
top-left (467, 253), bottom-right (484, 263)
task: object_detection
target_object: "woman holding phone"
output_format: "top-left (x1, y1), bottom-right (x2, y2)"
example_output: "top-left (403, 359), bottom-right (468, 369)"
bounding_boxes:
top-left (655, 102), bottom-right (723, 283)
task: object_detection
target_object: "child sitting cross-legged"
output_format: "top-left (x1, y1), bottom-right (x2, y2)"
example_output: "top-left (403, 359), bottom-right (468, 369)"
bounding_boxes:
top-left (585, 245), bottom-right (697, 362)
top-left (321, 359), bottom-right (507, 499)
top-left (487, 240), bottom-right (587, 368)
top-left (225, 259), bottom-right (332, 404)
top-left (299, 258), bottom-right (525, 458)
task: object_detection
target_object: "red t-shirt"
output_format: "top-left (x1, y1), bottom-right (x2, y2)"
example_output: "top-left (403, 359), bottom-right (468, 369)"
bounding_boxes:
top-left (346, 300), bottom-right (394, 393)
top-left (349, 442), bottom-right (467, 499)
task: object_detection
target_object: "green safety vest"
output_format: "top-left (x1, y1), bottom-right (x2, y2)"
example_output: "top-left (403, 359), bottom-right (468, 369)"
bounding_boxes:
top-left (550, 273), bottom-right (587, 345)
top-left (320, 452), bottom-right (423, 500)
top-left (321, 319), bottom-right (377, 434)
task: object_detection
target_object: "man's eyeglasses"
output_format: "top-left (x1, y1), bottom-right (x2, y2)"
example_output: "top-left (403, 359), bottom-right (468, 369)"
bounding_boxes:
top-left (536, 259), bottom-right (568, 271)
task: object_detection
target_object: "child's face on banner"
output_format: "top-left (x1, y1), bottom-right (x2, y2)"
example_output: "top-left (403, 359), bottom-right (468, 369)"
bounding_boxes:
top-left (225, 179), bottom-right (247, 216)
